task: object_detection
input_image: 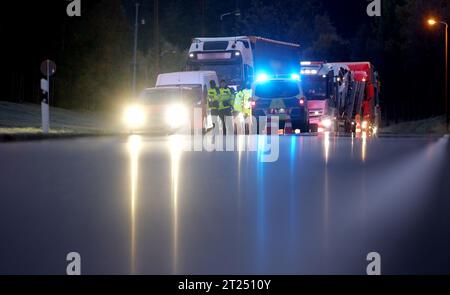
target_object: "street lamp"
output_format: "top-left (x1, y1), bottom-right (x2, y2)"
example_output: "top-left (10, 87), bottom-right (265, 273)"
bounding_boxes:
top-left (428, 19), bottom-right (437, 26)
top-left (220, 10), bottom-right (241, 21)
top-left (132, 2), bottom-right (140, 97)
top-left (427, 17), bottom-right (449, 132)
top-left (219, 10), bottom-right (241, 35)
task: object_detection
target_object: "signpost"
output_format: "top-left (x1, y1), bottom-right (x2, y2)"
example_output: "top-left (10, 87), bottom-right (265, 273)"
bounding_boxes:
top-left (40, 60), bottom-right (56, 134)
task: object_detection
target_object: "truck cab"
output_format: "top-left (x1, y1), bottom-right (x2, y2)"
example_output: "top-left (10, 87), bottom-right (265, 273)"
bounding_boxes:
top-left (300, 62), bottom-right (337, 132)
top-left (187, 36), bottom-right (300, 90)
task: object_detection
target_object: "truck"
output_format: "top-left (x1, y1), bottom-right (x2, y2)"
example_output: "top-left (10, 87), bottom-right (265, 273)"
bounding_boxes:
top-left (330, 62), bottom-right (381, 134)
top-left (300, 61), bottom-right (351, 132)
top-left (186, 36), bottom-right (300, 89)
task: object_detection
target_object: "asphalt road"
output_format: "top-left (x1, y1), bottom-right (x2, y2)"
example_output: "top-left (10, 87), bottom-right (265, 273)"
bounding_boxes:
top-left (0, 133), bottom-right (449, 275)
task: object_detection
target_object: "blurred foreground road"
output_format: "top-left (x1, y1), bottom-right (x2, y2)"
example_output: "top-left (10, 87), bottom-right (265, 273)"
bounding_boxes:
top-left (0, 134), bottom-right (449, 274)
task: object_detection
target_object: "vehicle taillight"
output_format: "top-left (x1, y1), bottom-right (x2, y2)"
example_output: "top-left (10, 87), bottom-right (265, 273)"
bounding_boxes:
top-left (299, 97), bottom-right (305, 106)
top-left (250, 100), bottom-right (256, 108)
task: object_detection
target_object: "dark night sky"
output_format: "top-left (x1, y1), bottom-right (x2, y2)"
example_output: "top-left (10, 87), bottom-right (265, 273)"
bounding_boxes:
top-left (0, 0), bottom-right (369, 65)
top-left (0, 0), bottom-right (370, 88)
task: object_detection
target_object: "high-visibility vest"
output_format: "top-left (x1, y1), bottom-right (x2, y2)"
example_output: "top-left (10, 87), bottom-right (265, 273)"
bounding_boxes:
top-left (218, 87), bottom-right (234, 110)
top-left (208, 88), bottom-right (220, 110)
top-left (234, 89), bottom-right (252, 116)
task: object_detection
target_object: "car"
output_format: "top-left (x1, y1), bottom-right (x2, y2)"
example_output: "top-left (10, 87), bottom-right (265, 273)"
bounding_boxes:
top-left (123, 86), bottom-right (209, 134)
top-left (252, 75), bottom-right (309, 133)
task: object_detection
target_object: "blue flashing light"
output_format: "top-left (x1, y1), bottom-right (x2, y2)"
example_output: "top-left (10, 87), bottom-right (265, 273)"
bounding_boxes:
top-left (291, 73), bottom-right (301, 81)
top-left (256, 73), bottom-right (269, 83)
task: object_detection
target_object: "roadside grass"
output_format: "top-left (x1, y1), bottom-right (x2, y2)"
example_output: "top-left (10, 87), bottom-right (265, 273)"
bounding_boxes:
top-left (381, 116), bottom-right (448, 135)
top-left (0, 127), bottom-right (76, 135)
top-left (0, 101), bottom-right (122, 135)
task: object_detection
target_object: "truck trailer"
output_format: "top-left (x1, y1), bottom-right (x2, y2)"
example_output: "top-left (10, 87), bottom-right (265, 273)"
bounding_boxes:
top-left (186, 36), bottom-right (300, 89)
top-left (330, 62), bottom-right (381, 134)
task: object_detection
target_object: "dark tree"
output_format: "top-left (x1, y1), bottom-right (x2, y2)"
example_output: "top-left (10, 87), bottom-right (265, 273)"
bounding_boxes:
top-left (56, 0), bottom-right (132, 110)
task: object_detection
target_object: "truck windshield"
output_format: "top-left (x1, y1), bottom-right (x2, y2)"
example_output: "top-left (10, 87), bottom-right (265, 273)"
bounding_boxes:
top-left (255, 80), bottom-right (300, 99)
top-left (188, 64), bottom-right (242, 85)
top-left (302, 77), bottom-right (327, 100)
top-left (139, 88), bottom-right (202, 105)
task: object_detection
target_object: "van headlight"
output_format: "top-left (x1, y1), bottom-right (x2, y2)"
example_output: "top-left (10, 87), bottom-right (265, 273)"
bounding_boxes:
top-left (165, 104), bottom-right (189, 128)
top-left (123, 105), bottom-right (146, 128)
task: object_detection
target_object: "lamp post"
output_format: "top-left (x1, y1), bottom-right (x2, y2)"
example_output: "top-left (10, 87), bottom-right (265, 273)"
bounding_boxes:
top-left (219, 10), bottom-right (241, 35)
top-left (428, 18), bottom-right (448, 132)
top-left (132, 2), bottom-right (140, 97)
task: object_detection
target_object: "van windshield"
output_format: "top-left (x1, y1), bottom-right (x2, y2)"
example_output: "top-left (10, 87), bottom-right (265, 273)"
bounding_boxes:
top-left (139, 87), bottom-right (202, 105)
top-left (255, 80), bottom-right (300, 99)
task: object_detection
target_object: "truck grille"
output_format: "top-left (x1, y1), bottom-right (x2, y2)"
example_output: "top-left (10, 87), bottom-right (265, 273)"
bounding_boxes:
top-left (203, 41), bottom-right (229, 51)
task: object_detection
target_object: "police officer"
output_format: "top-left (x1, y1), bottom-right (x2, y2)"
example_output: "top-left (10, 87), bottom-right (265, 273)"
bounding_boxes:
top-left (234, 81), bottom-right (253, 134)
top-left (234, 81), bottom-right (252, 118)
top-left (218, 80), bottom-right (234, 134)
top-left (207, 80), bottom-right (220, 117)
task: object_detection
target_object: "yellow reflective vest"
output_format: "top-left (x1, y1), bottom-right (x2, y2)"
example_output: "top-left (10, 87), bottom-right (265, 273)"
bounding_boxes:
top-left (218, 87), bottom-right (234, 110)
top-left (208, 88), bottom-right (220, 110)
top-left (234, 89), bottom-right (252, 116)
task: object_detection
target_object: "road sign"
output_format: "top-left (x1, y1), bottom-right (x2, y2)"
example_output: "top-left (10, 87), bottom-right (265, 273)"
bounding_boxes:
top-left (40, 60), bottom-right (56, 77)
top-left (40, 60), bottom-right (55, 134)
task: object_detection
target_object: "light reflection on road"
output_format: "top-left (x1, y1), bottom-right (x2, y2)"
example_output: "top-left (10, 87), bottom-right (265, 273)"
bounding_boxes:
top-left (323, 132), bottom-right (330, 164)
top-left (127, 135), bottom-right (142, 274)
top-left (361, 132), bottom-right (367, 162)
top-left (168, 135), bottom-right (184, 274)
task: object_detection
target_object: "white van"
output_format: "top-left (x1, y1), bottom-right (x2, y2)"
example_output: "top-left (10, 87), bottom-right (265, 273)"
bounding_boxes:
top-left (156, 71), bottom-right (218, 88)
top-left (156, 71), bottom-right (219, 131)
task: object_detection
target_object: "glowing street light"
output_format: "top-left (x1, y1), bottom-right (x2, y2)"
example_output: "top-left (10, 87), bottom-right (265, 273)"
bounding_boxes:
top-left (427, 17), bottom-right (449, 131)
top-left (428, 19), bottom-right (437, 26)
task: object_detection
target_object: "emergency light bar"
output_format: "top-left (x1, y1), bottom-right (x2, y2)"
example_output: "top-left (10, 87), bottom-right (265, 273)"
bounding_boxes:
top-left (255, 73), bottom-right (302, 82)
top-left (256, 73), bottom-right (269, 82)
top-left (291, 73), bottom-right (301, 80)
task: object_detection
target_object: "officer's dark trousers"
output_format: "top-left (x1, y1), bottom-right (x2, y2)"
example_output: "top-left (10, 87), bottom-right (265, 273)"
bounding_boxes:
top-left (218, 108), bottom-right (232, 135)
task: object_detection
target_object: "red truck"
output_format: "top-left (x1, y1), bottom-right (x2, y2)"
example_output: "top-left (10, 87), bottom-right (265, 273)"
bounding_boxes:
top-left (330, 62), bottom-right (381, 134)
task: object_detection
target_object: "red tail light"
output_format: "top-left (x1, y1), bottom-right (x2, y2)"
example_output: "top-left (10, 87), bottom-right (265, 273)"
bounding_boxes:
top-left (299, 97), bottom-right (305, 106)
top-left (250, 100), bottom-right (256, 108)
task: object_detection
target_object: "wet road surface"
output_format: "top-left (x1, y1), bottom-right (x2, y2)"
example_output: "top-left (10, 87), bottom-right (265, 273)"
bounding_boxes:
top-left (0, 134), bottom-right (449, 274)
